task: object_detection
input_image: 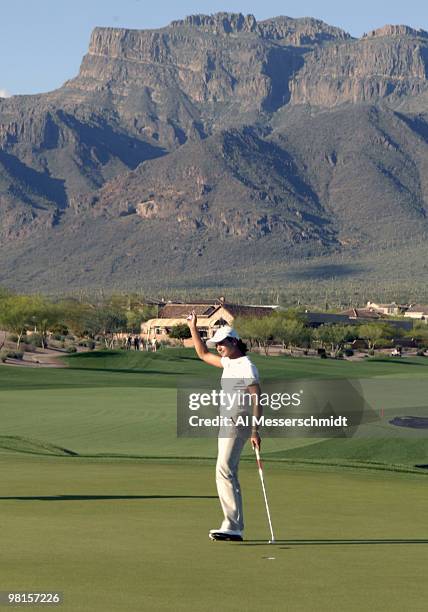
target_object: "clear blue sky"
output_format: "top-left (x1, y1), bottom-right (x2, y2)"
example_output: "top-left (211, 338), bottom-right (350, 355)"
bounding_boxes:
top-left (1, 0), bottom-right (427, 96)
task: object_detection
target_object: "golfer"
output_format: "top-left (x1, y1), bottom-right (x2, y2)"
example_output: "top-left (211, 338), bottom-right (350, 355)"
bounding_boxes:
top-left (187, 312), bottom-right (261, 542)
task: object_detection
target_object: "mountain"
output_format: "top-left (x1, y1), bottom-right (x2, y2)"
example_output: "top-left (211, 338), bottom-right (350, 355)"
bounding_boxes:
top-left (1, 13), bottom-right (428, 297)
top-left (291, 25), bottom-right (428, 108)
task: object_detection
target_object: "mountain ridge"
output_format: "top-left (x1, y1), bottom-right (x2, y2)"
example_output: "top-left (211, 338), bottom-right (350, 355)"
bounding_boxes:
top-left (1, 12), bottom-right (428, 296)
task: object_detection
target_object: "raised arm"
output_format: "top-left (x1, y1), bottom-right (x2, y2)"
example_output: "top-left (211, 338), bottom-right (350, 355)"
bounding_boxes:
top-left (187, 311), bottom-right (222, 368)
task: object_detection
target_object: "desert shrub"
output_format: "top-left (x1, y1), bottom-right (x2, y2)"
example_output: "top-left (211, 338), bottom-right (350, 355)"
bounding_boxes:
top-left (7, 334), bottom-right (19, 342)
top-left (52, 333), bottom-right (66, 341)
top-left (376, 338), bottom-right (391, 348)
top-left (20, 343), bottom-right (36, 353)
top-left (65, 346), bottom-right (77, 353)
top-left (169, 324), bottom-right (191, 341)
top-left (0, 349), bottom-right (8, 362)
top-left (4, 350), bottom-right (24, 360)
top-left (27, 333), bottom-right (44, 347)
top-left (368, 349), bottom-right (375, 356)
top-left (77, 340), bottom-right (96, 349)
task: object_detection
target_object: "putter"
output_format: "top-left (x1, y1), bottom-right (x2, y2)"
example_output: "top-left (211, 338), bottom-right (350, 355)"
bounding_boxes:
top-left (253, 445), bottom-right (275, 544)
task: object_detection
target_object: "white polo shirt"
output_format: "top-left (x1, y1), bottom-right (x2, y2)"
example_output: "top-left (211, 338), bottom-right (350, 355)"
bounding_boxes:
top-left (220, 356), bottom-right (260, 419)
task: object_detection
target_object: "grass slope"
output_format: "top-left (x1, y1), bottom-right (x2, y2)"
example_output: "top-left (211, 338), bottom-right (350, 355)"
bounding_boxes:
top-left (0, 350), bottom-right (427, 470)
top-left (264, 438), bottom-right (428, 474)
top-left (64, 348), bottom-right (428, 380)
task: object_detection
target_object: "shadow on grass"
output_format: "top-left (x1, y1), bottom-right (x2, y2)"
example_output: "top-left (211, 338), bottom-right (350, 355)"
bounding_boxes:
top-left (242, 539), bottom-right (428, 546)
top-left (0, 494), bottom-right (217, 501)
top-left (367, 359), bottom-right (427, 367)
top-left (63, 367), bottom-right (181, 375)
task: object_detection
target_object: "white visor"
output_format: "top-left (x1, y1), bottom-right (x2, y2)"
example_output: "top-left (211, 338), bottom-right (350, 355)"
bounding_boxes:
top-left (206, 326), bottom-right (240, 347)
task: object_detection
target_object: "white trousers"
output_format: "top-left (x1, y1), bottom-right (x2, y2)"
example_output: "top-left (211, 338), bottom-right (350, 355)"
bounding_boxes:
top-left (216, 432), bottom-right (250, 532)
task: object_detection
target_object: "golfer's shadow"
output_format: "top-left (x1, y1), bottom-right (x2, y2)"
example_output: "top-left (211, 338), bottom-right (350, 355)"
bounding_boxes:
top-left (243, 539), bottom-right (428, 546)
top-left (0, 495), bottom-right (217, 501)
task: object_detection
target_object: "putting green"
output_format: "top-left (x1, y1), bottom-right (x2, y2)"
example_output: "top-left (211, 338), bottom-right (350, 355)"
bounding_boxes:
top-left (0, 457), bottom-right (426, 612)
top-left (1, 384), bottom-right (427, 469)
top-left (0, 354), bottom-right (427, 610)
top-left (0, 387), bottom-right (315, 458)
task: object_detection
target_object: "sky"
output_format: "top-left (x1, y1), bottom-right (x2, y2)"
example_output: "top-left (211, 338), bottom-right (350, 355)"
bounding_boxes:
top-left (0, 0), bottom-right (427, 96)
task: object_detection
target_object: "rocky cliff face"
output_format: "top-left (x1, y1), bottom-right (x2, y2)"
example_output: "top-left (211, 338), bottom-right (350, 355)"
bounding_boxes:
top-left (68, 13), bottom-right (349, 118)
top-left (290, 26), bottom-right (428, 107)
top-left (170, 13), bottom-right (350, 44)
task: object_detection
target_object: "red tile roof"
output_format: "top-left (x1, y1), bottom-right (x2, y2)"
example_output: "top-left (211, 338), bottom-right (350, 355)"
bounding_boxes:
top-left (340, 308), bottom-right (383, 319)
top-left (159, 303), bottom-right (220, 318)
top-left (158, 302), bottom-right (276, 320)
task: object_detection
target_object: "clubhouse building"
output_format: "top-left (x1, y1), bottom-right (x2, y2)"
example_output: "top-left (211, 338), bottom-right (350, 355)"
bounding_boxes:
top-left (141, 297), bottom-right (277, 343)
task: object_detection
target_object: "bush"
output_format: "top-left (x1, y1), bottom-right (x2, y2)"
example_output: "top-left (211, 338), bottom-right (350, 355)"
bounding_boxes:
top-left (78, 340), bottom-right (96, 349)
top-left (344, 348), bottom-right (354, 357)
top-left (376, 338), bottom-right (391, 348)
top-left (368, 349), bottom-right (375, 356)
top-left (20, 343), bottom-right (36, 353)
top-left (169, 324), bottom-right (191, 341)
top-left (52, 333), bottom-right (66, 341)
top-left (417, 349), bottom-right (427, 357)
top-left (7, 334), bottom-right (19, 342)
top-left (2, 350), bottom-right (24, 360)
top-left (65, 346), bottom-right (77, 353)
top-left (27, 333), bottom-right (44, 348)
top-left (50, 325), bottom-right (69, 337)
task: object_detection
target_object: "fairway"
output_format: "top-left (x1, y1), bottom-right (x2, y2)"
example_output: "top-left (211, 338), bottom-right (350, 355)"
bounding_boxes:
top-left (0, 352), bottom-right (427, 611)
top-left (0, 457), bottom-right (426, 612)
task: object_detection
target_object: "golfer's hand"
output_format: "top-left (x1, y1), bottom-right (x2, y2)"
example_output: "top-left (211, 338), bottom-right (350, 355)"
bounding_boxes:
top-left (187, 310), bottom-right (197, 328)
top-left (251, 432), bottom-right (261, 451)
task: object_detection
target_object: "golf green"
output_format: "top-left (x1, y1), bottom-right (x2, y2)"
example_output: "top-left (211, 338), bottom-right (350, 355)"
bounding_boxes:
top-left (0, 457), bottom-right (426, 612)
top-left (0, 353), bottom-right (427, 611)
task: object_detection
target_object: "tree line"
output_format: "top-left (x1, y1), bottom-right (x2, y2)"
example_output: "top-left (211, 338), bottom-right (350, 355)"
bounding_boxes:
top-left (233, 311), bottom-right (427, 356)
top-left (0, 290), bottom-right (157, 351)
top-left (1, 289), bottom-right (427, 357)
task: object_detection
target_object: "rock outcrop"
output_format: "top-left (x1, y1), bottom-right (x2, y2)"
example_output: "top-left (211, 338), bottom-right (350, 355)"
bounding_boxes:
top-left (290, 26), bottom-right (428, 107)
top-left (363, 25), bottom-right (428, 39)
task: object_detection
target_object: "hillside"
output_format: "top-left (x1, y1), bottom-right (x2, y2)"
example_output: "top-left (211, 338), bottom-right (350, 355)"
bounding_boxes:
top-left (1, 13), bottom-right (428, 295)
